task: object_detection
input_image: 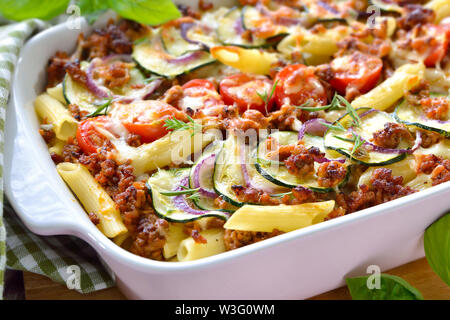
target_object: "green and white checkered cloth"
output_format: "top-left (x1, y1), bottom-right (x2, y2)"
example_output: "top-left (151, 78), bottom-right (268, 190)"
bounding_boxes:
top-left (0, 20), bottom-right (114, 299)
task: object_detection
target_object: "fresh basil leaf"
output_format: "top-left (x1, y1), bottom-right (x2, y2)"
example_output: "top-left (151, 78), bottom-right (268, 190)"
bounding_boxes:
top-left (424, 212), bottom-right (450, 286)
top-left (0, 0), bottom-right (70, 21)
top-left (346, 273), bottom-right (424, 300)
top-left (77, 0), bottom-right (109, 24)
top-left (77, 0), bottom-right (109, 15)
top-left (107, 0), bottom-right (181, 25)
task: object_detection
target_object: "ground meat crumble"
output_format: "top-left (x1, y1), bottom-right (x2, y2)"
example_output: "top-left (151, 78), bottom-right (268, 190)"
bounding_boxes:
top-left (415, 154), bottom-right (450, 186)
top-left (224, 229), bottom-right (284, 251)
top-left (371, 122), bottom-right (413, 149)
top-left (337, 168), bottom-right (416, 213)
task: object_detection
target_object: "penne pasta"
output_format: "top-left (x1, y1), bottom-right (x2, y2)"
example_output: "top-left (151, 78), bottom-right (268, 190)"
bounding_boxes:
top-left (56, 162), bottom-right (127, 238)
top-left (210, 46), bottom-right (277, 75)
top-left (224, 201), bottom-right (335, 233)
top-left (102, 128), bottom-right (215, 176)
top-left (113, 232), bottom-right (129, 247)
top-left (48, 138), bottom-right (66, 155)
top-left (351, 63), bottom-right (425, 111)
top-left (35, 93), bottom-right (78, 141)
top-left (426, 0), bottom-right (450, 22)
top-left (177, 229), bottom-right (225, 262)
top-left (163, 223), bottom-right (188, 260)
top-left (46, 83), bottom-right (66, 104)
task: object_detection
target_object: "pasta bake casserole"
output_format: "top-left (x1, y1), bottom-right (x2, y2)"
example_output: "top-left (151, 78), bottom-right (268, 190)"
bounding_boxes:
top-left (35, 0), bottom-right (450, 263)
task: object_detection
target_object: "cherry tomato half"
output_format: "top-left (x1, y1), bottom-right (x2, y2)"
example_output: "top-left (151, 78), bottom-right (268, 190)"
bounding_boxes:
top-left (76, 116), bottom-right (112, 154)
top-left (112, 100), bottom-right (186, 143)
top-left (329, 52), bottom-right (383, 95)
top-left (219, 73), bottom-right (275, 114)
top-left (274, 64), bottom-right (327, 107)
top-left (177, 79), bottom-right (224, 114)
top-left (411, 24), bottom-right (449, 67)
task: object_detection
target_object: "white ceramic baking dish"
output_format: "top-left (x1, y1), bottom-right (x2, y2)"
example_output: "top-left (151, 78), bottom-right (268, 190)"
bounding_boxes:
top-left (4, 1), bottom-right (450, 299)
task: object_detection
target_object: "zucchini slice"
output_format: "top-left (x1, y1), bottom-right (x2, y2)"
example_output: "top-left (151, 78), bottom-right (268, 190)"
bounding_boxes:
top-left (133, 30), bottom-right (216, 78)
top-left (216, 7), bottom-right (267, 48)
top-left (146, 168), bottom-right (229, 222)
top-left (394, 97), bottom-right (450, 138)
top-left (160, 23), bottom-right (218, 56)
top-left (63, 62), bottom-right (146, 112)
top-left (189, 141), bottom-right (237, 212)
top-left (213, 134), bottom-right (286, 207)
top-left (63, 75), bottom-right (98, 114)
top-left (241, 5), bottom-right (290, 40)
top-left (324, 108), bottom-right (408, 166)
top-left (255, 131), bottom-right (349, 192)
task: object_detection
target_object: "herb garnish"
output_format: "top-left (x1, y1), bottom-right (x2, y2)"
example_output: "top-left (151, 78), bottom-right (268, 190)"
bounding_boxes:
top-left (185, 192), bottom-right (201, 202)
top-left (160, 188), bottom-right (199, 197)
top-left (163, 116), bottom-right (202, 136)
top-left (296, 93), bottom-right (344, 112)
top-left (322, 121), bottom-right (346, 132)
top-left (86, 98), bottom-right (112, 118)
top-left (143, 75), bottom-right (164, 84)
top-left (336, 94), bottom-right (361, 127)
top-left (296, 94), bottom-right (361, 130)
top-left (257, 79), bottom-right (279, 114)
top-left (160, 187), bottom-right (202, 201)
top-left (333, 132), bottom-right (365, 158)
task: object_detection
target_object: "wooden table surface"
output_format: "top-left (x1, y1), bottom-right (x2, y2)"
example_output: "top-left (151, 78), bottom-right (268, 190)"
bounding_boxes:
top-left (22, 257), bottom-right (449, 300)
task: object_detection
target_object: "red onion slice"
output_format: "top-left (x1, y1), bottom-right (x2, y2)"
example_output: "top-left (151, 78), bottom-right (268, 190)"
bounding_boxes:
top-left (142, 79), bottom-right (163, 100)
top-left (298, 119), bottom-right (330, 140)
top-left (172, 177), bottom-right (229, 216)
top-left (363, 142), bottom-right (411, 154)
top-left (239, 143), bottom-right (277, 193)
top-left (86, 59), bottom-right (111, 99)
top-left (172, 195), bottom-right (207, 215)
top-left (111, 78), bottom-right (163, 104)
top-left (314, 157), bottom-right (346, 163)
top-left (102, 54), bottom-right (133, 63)
top-left (167, 51), bottom-right (204, 64)
top-left (359, 109), bottom-right (377, 119)
top-left (411, 130), bottom-right (422, 152)
top-left (180, 23), bottom-right (210, 50)
top-left (234, 18), bottom-right (244, 35)
top-left (296, 120), bottom-right (346, 163)
top-left (172, 195), bottom-right (206, 215)
top-left (192, 154), bottom-right (218, 198)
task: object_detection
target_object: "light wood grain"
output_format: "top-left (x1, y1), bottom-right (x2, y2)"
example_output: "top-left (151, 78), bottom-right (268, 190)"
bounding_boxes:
top-left (312, 258), bottom-right (450, 300)
top-left (24, 258), bottom-right (449, 300)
